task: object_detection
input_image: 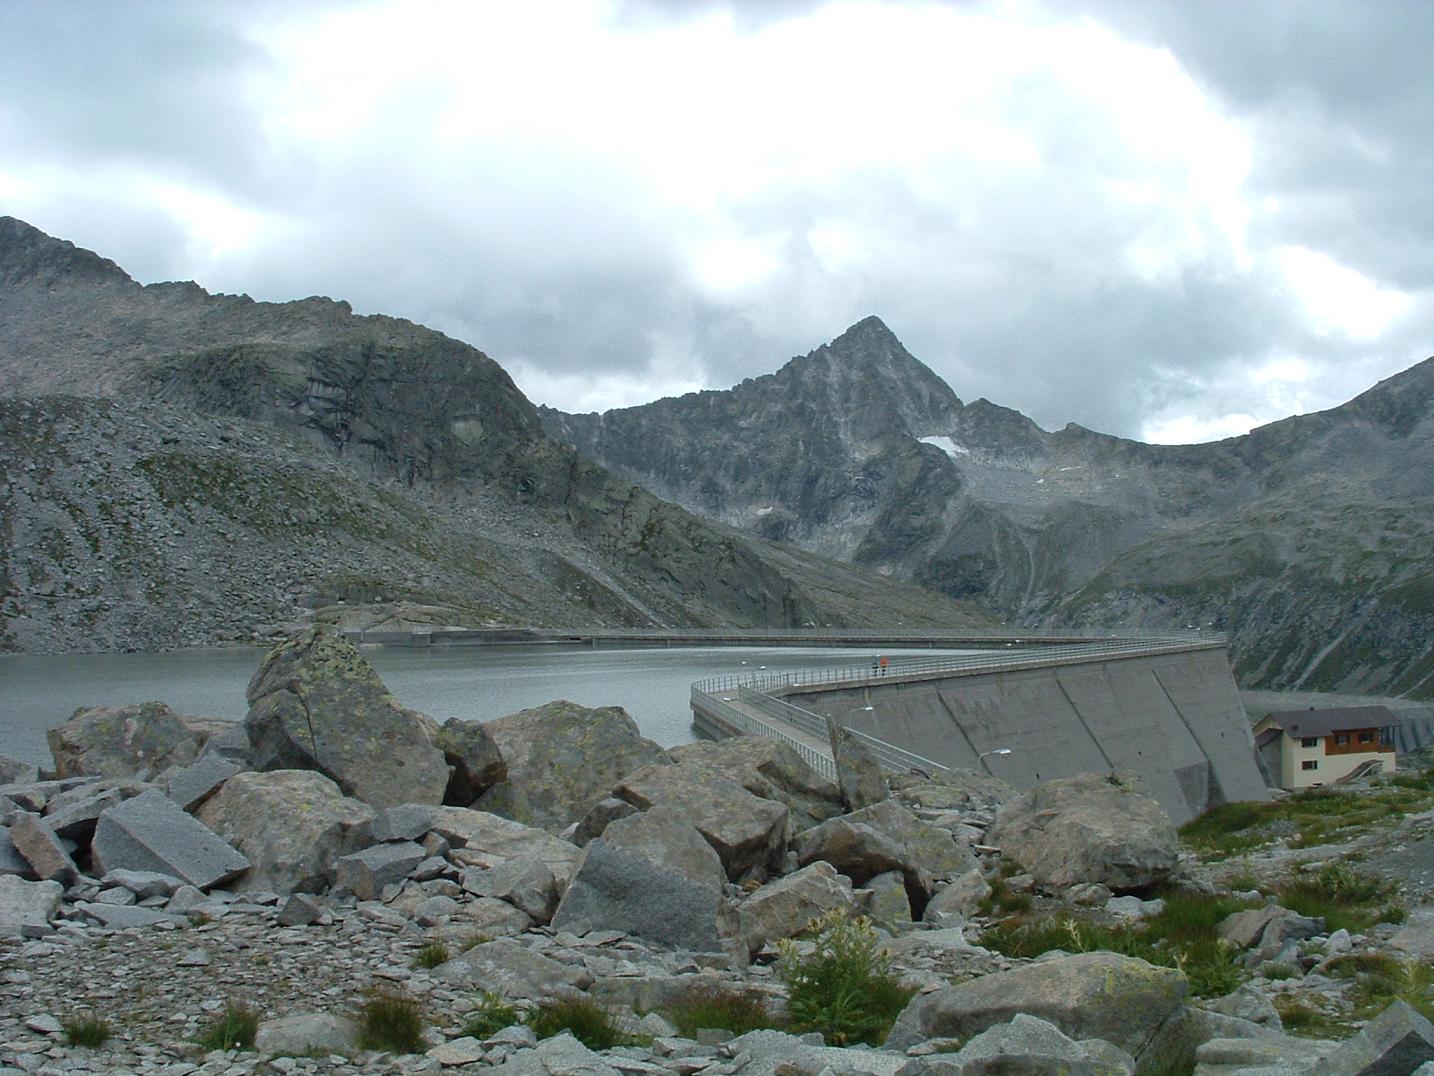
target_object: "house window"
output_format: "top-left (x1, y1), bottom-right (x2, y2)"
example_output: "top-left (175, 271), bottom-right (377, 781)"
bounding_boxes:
top-left (1359, 731), bottom-right (1374, 744)
top-left (1301, 737), bottom-right (1318, 748)
top-left (1302, 760), bottom-right (1318, 771)
top-left (1334, 733), bottom-right (1350, 746)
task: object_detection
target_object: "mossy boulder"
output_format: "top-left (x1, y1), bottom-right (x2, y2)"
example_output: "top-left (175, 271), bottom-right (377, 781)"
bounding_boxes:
top-left (243, 628), bottom-right (448, 810)
top-left (47, 701), bottom-right (219, 779)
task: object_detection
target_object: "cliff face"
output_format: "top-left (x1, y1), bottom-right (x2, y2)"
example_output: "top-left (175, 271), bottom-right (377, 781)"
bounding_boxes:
top-left (0, 219), bottom-right (995, 652)
top-left (543, 318), bottom-right (1434, 698)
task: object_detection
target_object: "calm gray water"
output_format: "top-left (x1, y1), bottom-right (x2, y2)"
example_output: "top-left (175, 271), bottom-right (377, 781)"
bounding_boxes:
top-left (1, 643), bottom-right (950, 770)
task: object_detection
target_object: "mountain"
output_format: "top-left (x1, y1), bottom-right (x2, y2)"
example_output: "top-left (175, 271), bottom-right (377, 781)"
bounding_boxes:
top-left (0, 219), bottom-right (996, 652)
top-left (541, 317), bottom-right (1434, 698)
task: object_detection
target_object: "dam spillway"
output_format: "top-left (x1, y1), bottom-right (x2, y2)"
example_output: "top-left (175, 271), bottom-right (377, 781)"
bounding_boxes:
top-left (692, 636), bottom-right (1269, 825)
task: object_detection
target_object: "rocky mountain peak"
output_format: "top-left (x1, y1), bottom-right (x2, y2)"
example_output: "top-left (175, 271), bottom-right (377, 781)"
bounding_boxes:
top-left (0, 215), bottom-right (135, 292)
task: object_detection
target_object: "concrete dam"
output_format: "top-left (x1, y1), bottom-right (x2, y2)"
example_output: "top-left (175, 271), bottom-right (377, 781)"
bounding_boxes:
top-left (692, 636), bottom-right (1269, 825)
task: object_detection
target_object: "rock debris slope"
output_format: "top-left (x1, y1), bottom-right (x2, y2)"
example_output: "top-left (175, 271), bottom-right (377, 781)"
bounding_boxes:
top-left (0, 218), bottom-right (995, 652)
top-left (544, 316), bottom-right (1434, 697)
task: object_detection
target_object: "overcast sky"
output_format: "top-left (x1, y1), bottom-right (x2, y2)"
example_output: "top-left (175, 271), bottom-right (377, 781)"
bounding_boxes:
top-left (2, 1), bottom-right (1431, 443)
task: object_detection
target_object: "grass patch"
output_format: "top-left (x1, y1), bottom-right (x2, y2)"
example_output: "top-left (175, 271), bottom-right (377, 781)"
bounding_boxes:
top-left (196, 1000), bottom-right (260, 1052)
top-left (1274, 995), bottom-right (1357, 1040)
top-left (1275, 863), bottom-right (1404, 934)
top-left (1389, 766), bottom-right (1434, 792)
top-left (979, 890), bottom-right (1255, 998)
top-left (461, 992), bottom-right (523, 1040)
top-left (528, 998), bottom-right (627, 1051)
top-left (412, 941), bottom-right (450, 970)
top-left (61, 1013), bottom-right (112, 1048)
top-left (978, 875), bottom-right (1033, 916)
top-left (664, 987), bottom-right (778, 1038)
top-left (777, 910), bottom-right (916, 1046)
top-left (1325, 952), bottom-right (1434, 1022)
top-left (460, 932), bottom-right (492, 952)
top-left (356, 989), bottom-right (425, 1054)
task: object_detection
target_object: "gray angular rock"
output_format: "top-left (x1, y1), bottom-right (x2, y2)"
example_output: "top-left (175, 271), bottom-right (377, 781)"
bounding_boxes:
top-left (922, 867), bottom-right (992, 923)
top-left (42, 785), bottom-right (128, 841)
top-left (944, 1013), bottom-right (1135, 1075)
top-left (464, 854), bottom-right (560, 922)
top-left (46, 701), bottom-right (215, 779)
top-left (668, 736), bottom-right (844, 831)
top-left (0, 875), bottom-right (63, 936)
top-left (792, 811), bottom-right (935, 915)
top-left (432, 936), bottom-right (589, 999)
top-left (254, 1012), bottom-right (359, 1057)
top-left (1218, 904), bottom-right (1324, 951)
top-left (8, 814), bottom-right (77, 883)
top-left (739, 860), bottom-right (859, 955)
top-left (1320, 1000), bottom-right (1434, 1075)
top-left (196, 769), bottom-right (375, 894)
top-left (164, 752), bottom-right (241, 812)
top-left (0, 755), bottom-right (38, 786)
top-left (75, 901), bottom-right (183, 929)
top-left (277, 892), bottom-right (328, 927)
top-left (0, 827), bottom-right (29, 878)
top-left (370, 802), bottom-right (435, 842)
top-left (476, 700), bottom-right (670, 833)
top-left (886, 951), bottom-right (1188, 1057)
top-left (571, 797), bottom-right (638, 846)
top-left (243, 628), bottom-right (449, 810)
top-left (599, 804), bottom-right (726, 892)
top-left (429, 806), bottom-right (581, 886)
top-left (487, 1031), bottom-right (622, 1075)
top-left (551, 838), bottom-right (730, 953)
top-left (100, 869), bottom-right (184, 899)
top-left (846, 799), bottom-right (979, 878)
top-left (434, 717), bottom-right (507, 805)
top-left (863, 870), bottom-right (913, 927)
top-left (334, 840), bottom-right (427, 901)
top-left (617, 762), bottom-right (788, 882)
top-left (92, 789), bottom-right (250, 890)
top-left (724, 1028), bottom-right (906, 1076)
top-left (828, 719), bottom-right (888, 812)
top-left (985, 773), bottom-right (1178, 892)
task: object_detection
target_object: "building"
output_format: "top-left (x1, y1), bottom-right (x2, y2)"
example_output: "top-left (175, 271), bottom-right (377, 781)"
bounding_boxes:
top-left (1253, 706), bottom-right (1399, 790)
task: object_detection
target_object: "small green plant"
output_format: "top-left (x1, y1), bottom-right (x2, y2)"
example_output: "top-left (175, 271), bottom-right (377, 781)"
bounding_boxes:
top-left (528, 997), bottom-right (626, 1050)
top-left (356, 988), bottom-right (425, 1054)
top-left (1273, 995), bottom-right (1357, 1039)
top-left (197, 1000), bottom-right (260, 1051)
top-left (460, 932), bottom-right (492, 952)
top-left (412, 941), bottom-right (450, 969)
top-left (461, 992), bottom-right (523, 1040)
top-left (1390, 766), bottom-right (1434, 791)
top-left (777, 909), bottom-right (915, 1046)
top-left (664, 987), bottom-right (777, 1038)
top-left (62, 1013), bottom-right (112, 1048)
top-left (1326, 952), bottom-right (1434, 1022)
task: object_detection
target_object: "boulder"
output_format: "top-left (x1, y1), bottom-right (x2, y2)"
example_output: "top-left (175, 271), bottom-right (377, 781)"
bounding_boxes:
top-left (668, 736), bottom-right (844, 831)
top-left (846, 800), bottom-right (979, 878)
top-left (462, 855), bottom-right (559, 922)
top-left (617, 762), bottom-right (788, 882)
top-left (101, 869), bottom-right (183, 899)
top-left (827, 720), bottom-right (888, 812)
top-left (792, 808), bottom-right (938, 915)
top-left (429, 806), bottom-right (580, 886)
top-left (570, 797), bottom-right (638, 846)
top-left (551, 838), bottom-right (732, 953)
top-left (434, 717), bottom-right (507, 805)
top-left (334, 841), bottom-right (427, 901)
top-left (723, 1028), bottom-right (907, 1076)
top-left (0, 828), bottom-right (28, 878)
top-left (0, 875), bottom-right (63, 937)
top-left (885, 952), bottom-right (1188, 1057)
top-left (863, 871), bottom-right (913, 927)
top-left (165, 752), bottom-right (241, 813)
top-left (197, 770), bottom-right (375, 894)
top-left (1218, 904), bottom-right (1324, 951)
top-left (46, 701), bottom-right (214, 779)
top-left (254, 1012), bottom-right (359, 1057)
top-left (370, 803), bottom-right (435, 842)
top-left (8, 815), bottom-right (77, 883)
top-left (922, 868), bottom-right (993, 923)
top-left (0, 755), bottom-right (38, 786)
top-left (243, 628), bottom-right (449, 810)
top-left (739, 861), bottom-right (859, 954)
top-left (476, 700), bottom-right (669, 833)
top-left (1320, 1000), bottom-right (1434, 1075)
top-left (937, 1013), bottom-right (1135, 1075)
top-left (43, 784), bottom-right (131, 841)
top-left (93, 789), bottom-right (250, 891)
top-left (487, 1032), bottom-right (623, 1076)
top-left (984, 773), bottom-right (1178, 891)
top-left (599, 805), bottom-right (726, 892)
top-left (432, 937), bottom-right (589, 999)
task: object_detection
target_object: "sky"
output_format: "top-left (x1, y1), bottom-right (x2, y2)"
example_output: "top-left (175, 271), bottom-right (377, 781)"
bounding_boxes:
top-left (1, 0), bottom-right (1431, 444)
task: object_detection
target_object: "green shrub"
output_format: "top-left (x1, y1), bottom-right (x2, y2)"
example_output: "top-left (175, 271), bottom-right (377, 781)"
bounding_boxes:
top-left (196, 1000), bottom-right (260, 1051)
top-left (61, 1013), bottom-right (111, 1048)
top-left (412, 941), bottom-right (450, 970)
top-left (665, 987), bottom-right (777, 1038)
top-left (461, 992), bottom-right (523, 1040)
top-left (356, 989), bottom-right (425, 1054)
top-left (777, 910), bottom-right (915, 1046)
top-left (528, 997), bottom-right (625, 1050)
top-left (1390, 767), bottom-right (1434, 791)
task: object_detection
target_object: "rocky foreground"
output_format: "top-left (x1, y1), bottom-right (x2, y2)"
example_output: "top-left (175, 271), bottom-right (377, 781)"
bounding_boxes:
top-left (4, 629), bottom-right (1434, 1075)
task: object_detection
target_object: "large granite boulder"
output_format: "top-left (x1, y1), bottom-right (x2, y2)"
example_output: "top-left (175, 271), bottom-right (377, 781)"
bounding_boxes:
top-left (667, 736), bottom-right (844, 831)
top-left (0, 876), bottom-right (64, 938)
top-left (475, 700), bottom-right (669, 833)
top-left (92, 789), bottom-right (250, 891)
top-left (599, 805), bottom-right (726, 892)
top-left (886, 952), bottom-right (1187, 1057)
top-left (1319, 1000), bottom-right (1434, 1075)
top-left (197, 770), bottom-right (375, 894)
top-left (46, 701), bottom-right (218, 779)
top-left (616, 762), bottom-right (788, 882)
top-left (931, 1013), bottom-right (1135, 1075)
top-left (432, 937), bottom-right (589, 999)
top-left (428, 806), bottom-right (580, 886)
top-left (434, 718), bottom-right (507, 805)
top-left (985, 773), bottom-right (1179, 892)
top-left (243, 628), bottom-right (449, 810)
top-left (739, 861), bottom-right (859, 955)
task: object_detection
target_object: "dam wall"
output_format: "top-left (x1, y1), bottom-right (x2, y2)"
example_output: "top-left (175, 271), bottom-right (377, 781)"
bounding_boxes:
top-left (779, 646), bottom-right (1268, 825)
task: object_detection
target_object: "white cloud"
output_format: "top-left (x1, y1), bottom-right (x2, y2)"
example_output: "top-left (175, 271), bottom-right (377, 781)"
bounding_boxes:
top-left (1275, 244), bottom-right (1414, 341)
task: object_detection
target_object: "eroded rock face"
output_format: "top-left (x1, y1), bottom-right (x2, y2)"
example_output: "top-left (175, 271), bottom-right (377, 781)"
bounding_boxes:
top-left (46, 702), bottom-right (216, 779)
top-left (197, 770), bottom-right (375, 894)
top-left (985, 772), bottom-right (1179, 892)
top-left (243, 628), bottom-right (449, 810)
top-left (886, 951), bottom-right (1188, 1057)
top-left (476, 700), bottom-right (669, 833)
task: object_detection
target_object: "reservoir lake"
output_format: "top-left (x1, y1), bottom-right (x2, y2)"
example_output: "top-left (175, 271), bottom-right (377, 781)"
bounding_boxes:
top-left (1, 643), bottom-right (959, 769)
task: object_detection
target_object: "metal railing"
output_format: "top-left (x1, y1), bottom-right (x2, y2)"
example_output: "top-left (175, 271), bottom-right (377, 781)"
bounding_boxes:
top-left (691, 688), bottom-right (837, 781)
